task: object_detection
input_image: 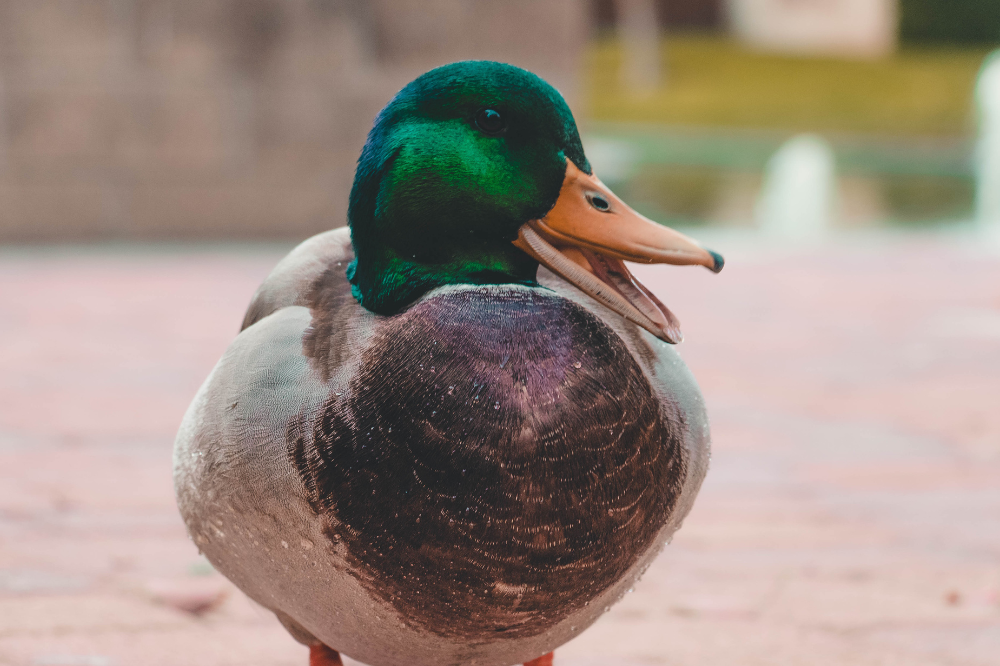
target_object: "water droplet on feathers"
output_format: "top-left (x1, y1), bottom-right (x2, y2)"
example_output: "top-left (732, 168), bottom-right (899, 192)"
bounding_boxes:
top-left (494, 402), bottom-right (500, 409)
top-left (574, 361), bottom-right (582, 369)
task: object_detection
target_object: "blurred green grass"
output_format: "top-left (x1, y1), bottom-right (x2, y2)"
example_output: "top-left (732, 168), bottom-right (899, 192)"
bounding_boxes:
top-left (585, 35), bottom-right (993, 137)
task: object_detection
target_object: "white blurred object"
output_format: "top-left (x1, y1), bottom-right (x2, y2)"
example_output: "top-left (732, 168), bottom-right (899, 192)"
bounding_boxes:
top-left (975, 51), bottom-right (1000, 243)
top-left (726, 0), bottom-right (897, 58)
top-left (756, 135), bottom-right (837, 242)
top-left (617, 0), bottom-right (661, 91)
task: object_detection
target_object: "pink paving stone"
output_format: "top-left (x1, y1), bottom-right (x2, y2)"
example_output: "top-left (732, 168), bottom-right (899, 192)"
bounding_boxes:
top-left (0, 235), bottom-right (998, 666)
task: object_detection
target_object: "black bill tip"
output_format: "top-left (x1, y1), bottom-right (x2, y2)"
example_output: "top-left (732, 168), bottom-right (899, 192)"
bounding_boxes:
top-left (707, 250), bottom-right (725, 273)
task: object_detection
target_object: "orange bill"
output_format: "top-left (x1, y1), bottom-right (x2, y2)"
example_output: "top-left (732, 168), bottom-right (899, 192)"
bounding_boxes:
top-left (514, 160), bottom-right (724, 343)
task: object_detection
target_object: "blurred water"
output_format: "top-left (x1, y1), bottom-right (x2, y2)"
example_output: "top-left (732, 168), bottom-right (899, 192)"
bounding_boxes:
top-left (585, 125), bottom-right (975, 229)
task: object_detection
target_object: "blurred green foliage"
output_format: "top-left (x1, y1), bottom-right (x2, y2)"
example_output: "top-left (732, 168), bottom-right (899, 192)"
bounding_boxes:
top-left (900, 0), bottom-right (1000, 45)
top-left (586, 35), bottom-right (991, 136)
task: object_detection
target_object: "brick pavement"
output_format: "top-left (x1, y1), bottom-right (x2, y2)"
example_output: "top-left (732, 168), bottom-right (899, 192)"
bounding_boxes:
top-left (0, 235), bottom-right (998, 665)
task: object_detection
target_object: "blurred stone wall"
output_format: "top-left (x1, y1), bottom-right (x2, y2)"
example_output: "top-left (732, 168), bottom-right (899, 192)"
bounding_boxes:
top-left (0, 0), bottom-right (590, 242)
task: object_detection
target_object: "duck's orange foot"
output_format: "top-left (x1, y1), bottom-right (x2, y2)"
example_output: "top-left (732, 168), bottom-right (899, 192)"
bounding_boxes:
top-left (524, 652), bottom-right (554, 666)
top-left (309, 644), bottom-right (344, 666)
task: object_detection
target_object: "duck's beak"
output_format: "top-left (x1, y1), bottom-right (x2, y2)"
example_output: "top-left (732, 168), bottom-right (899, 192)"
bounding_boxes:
top-left (514, 161), bottom-right (723, 343)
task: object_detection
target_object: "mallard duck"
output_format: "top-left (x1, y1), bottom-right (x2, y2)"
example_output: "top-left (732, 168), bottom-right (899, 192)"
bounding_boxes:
top-left (174, 61), bottom-right (723, 666)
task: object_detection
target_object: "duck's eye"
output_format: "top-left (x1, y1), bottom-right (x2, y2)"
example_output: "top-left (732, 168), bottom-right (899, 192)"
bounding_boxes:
top-left (587, 192), bottom-right (611, 212)
top-left (475, 108), bottom-right (505, 135)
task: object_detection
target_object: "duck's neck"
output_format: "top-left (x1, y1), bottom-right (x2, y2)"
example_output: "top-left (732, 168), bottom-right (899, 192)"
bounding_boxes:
top-left (346, 242), bottom-right (538, 315)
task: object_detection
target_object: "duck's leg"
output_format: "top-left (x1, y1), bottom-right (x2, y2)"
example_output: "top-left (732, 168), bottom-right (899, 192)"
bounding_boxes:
top-left (309, 644), bottom-right (344, 666)
top-left (524, 652), bottom-right (554, 666)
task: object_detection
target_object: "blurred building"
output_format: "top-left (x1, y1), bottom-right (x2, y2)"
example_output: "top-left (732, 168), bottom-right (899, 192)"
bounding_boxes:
top-left (592, 0), bottom-right (724, 32)
top-left (726, 0), bottom-right (898, 58)
top-left (0, 0), bottom-right (589, 242)
top-left (595, 1), bottom-right (902, 57)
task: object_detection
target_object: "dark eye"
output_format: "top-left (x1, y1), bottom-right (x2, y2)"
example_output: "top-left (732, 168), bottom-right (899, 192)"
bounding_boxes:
top-left (475, 108), bottom-right (505, 135)
top-left (587, 192), bottom-right (611, 212)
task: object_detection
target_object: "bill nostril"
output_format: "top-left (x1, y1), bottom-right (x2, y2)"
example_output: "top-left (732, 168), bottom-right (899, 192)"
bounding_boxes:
top-left (587, 193), bottom-right (611, 212)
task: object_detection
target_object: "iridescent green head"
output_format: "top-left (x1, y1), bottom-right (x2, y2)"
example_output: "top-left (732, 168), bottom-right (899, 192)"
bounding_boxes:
top-left (347, 61), bottom-right (590, 314)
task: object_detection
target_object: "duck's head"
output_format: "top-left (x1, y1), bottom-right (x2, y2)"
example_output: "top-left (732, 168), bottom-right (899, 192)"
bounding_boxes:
top-left (347, 61), bottom-right (723, 343)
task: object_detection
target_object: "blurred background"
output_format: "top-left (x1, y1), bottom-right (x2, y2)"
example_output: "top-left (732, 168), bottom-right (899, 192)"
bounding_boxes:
top-left (1, 2), bottom-right (999, 666)
top-left (0, 0), bottom-right (998, 240)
